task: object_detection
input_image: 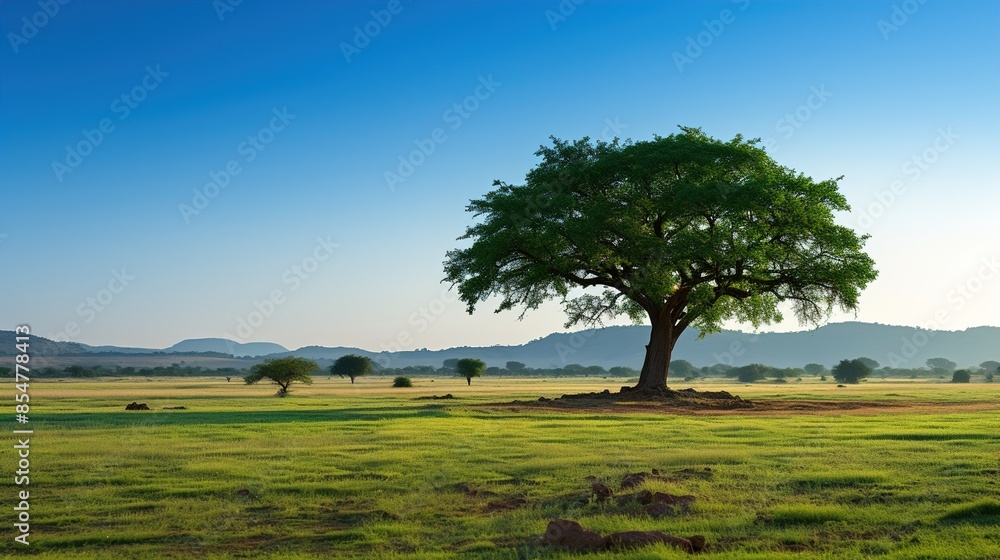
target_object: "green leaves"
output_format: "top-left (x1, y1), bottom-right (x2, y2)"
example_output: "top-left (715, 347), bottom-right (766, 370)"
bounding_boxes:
top-left (244, 356), bottom-right (317, 396)
top-left (444, 127), bottom-right (877, 349)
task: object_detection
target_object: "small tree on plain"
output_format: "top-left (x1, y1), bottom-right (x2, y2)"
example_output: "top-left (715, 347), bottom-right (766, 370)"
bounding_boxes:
top-left (951, 369), bottom-right (971, 383)
top-left (832, 359), bottom-right (871, 384)
top-left (456, 358), bottom-right (486, 385)
top-left (393, 376), bottom-right (413, 387)
top-left (857, 357), bottom-right (879, 370)
top-left (330, 354), bottom-right (373, 384)
top-left (926, 357), bottom-right (957, 372)
top-left (804, 363), bottom-right (827, 376)
top-left (505, 361), bottom-right (526, 373)
top-left (733, 364), bottom-right (768, 383)
top-left (244, 356), bottom-right (317, 397)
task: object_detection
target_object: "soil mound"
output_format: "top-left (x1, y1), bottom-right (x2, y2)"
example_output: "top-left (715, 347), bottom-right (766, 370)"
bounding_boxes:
top-left (530, 387), bottom-right (752, 410)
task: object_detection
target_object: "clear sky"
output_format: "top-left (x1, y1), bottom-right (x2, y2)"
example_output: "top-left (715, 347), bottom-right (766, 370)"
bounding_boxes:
top-left (1, 0), bottom-right (998, 351)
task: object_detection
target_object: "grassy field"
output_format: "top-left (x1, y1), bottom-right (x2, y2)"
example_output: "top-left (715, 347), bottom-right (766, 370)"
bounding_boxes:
top-left (3, 377), bottom-right (999, 559)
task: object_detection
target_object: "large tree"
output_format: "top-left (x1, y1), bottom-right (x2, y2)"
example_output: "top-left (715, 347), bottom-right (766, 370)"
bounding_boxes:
top-left (244, 356), bottom-right (317, 397)
top-left (331, 354), bottom-right (373, 384)
top-left (444, 129), bottom-right (877, 392)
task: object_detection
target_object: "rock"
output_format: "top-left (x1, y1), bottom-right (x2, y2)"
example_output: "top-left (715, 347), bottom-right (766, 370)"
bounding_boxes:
top-left (689, 535), bottom-right (707, 552)
top-left (125, 402), bottom-right (150, 410)
top-left (543, 519), bottom-right (605, 551)
top-left (637, 489), bottom-right (654, 504)
top-left (590, 481), bottom-right (613, 502)
top-left (605, 530), bottom-right (693, 553)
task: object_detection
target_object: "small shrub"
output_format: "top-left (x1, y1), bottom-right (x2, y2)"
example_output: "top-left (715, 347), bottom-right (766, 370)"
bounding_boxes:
top-left (951, 370), bottom-right (971, 383)
top-left (819, 375), bottom-right (827, 381)
top-left (987, 373), bottom-right (995, 383)
top-left (392, 376), bottom-right (413, 388)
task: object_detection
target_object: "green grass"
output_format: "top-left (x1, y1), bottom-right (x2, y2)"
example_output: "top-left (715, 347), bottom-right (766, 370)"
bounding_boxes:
top-left (2, 377), bottom-right (999, 559)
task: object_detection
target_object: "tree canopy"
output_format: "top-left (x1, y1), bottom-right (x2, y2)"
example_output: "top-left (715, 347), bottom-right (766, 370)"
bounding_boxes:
top-left (245, 356), bottom-right (317, 396)
top-left (456, 358), bottom-right (486, 385)
top-left (926, 357), bottom-right (957, 371)
top-left (331, 354), bottom-right (373, 384)
top-left (832, 359), bottom-right (872, 384)
top-left (444, 128), bottom-right (877, 391)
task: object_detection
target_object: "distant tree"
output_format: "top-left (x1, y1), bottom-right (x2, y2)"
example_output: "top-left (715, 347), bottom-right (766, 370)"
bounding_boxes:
top-left (832, 359), bottom-right (872, 384)
top-left (505, 361), bottom-right (526, 373)
top-left (393, 376), bottom-right (413, 387)
top-left (703, 364), bottom-right (734, 376)
top-left (443, 129), bottom-right (878, 391)
top-left (442, 358), bottom-right (460, 370)
top-left (951, 369), bottom-right (971, 383)
top-left (330, 354), bottom-right (373, 384)
top-left (987, 373), bottom-right (995, 383)
top-left (65, 365), bottom-right (89, 378)
top-left (0, 367), bottom-right (12, 379)
top-left (244, 357), bottom-right (317, 397)
top-left (979, 360), bottom-right (1000, 373)
top-left (926, 357), bottom-right (957, 372)
top-left (609, 366), bottom-right (639, 377)
top-left (669, 360), bottom-right (698, 377)
top-left (733, 364), bottom-right (768, 383)
top-left (804, 363), bottom-right (827, 375)
top-left (456, 358), bottom-right (486, 385)
top-left (857, 357), bottom-right (879, 370)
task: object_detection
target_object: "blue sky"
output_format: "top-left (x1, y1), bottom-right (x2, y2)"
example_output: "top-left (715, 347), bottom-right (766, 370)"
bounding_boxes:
top-left (1, 0), bottom-right (998, 350)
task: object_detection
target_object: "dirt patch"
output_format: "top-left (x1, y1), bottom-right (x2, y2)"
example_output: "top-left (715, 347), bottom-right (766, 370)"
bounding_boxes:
top-left (532, 387), bottom-right (752, 410)
top-left (543, 519), bottom-right (704, 553)
top-left (493, 395), bottom-right (1000, 417)
top-left (485, 496), bottom-right (527, 512)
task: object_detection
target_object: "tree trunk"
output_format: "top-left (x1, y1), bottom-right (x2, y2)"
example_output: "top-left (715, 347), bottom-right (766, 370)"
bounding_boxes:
top-left (634, 311), bottom-right (683, 391)
top-left (350, 376), bottom-right (355, 384)
top-left (467, 377), bottom-right (471, 386)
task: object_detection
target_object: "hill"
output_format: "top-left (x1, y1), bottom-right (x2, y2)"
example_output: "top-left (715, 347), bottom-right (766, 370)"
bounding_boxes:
top-left (2, 322), bottom-right (997, 371)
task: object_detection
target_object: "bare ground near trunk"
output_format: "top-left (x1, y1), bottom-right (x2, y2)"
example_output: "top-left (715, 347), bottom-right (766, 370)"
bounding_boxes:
top-left (496, 389), bottom-right (1000, 416)
top-left (529, 386), bottom-right (754, 410)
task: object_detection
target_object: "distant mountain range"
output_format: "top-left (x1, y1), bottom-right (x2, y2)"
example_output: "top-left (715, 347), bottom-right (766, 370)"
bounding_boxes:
top-left (2, 322), bottom-right (997, 370)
